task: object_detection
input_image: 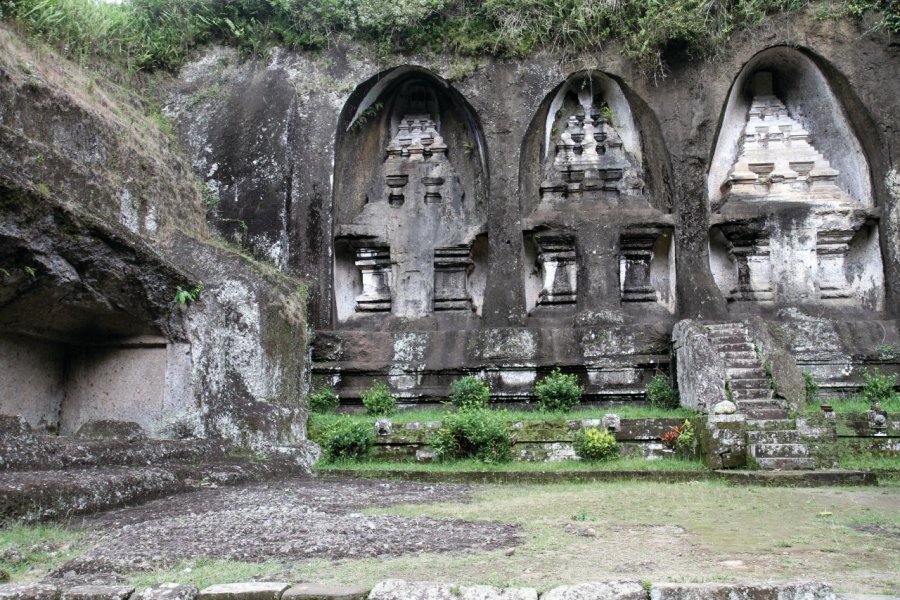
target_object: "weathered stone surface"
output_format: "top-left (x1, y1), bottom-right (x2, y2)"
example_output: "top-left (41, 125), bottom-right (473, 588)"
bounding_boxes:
top-left (281, 583), bottom-right (368, 600)
top-left (745, 317), bottom-right (806, 411)
top-left (541, 581), bottom-right (647, 600)
top-left (61, 585), bottom-right (134, 600)
top-left (0, 584), bottom-right (60, 600)
top-left (135, 584), bottom-right (199, 600)
top-left (713, 401), bottom-right (737, 415)
top-left (368, 581), bottom-right (537, 600)
top-left (673, 320), bottom-right (728, 413)
top-left (649, 581), bottom-right (834, 600)
top-left (75, 421), bottom-right (147, 443)
top-left (199, 583), bottom-right (290, 600)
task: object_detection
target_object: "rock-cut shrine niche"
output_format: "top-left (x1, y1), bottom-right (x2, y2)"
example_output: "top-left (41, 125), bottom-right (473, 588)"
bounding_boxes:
top-left (708, 54), bottom-right (884, 311)
top-left (332, 72), bottom-right (488, 326)
top-left (520, 72), bottom-right (675, 319)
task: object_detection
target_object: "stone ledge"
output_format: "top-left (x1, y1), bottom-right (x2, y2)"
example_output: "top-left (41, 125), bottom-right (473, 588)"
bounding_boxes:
top-left (650, 581), bottom-right (834, 600)
top-left (282, 584), bottom-right (369, 600)
top-left (199, 584), bottom-right (290, 600)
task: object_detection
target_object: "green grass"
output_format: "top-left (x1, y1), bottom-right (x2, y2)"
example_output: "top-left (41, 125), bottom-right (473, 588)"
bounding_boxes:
top-left (839, 454), bottom-right (900, 471)
top-left (806, 395), bottom-right (900, 414)
top-left (0, 524), bottom-right (86, 582)
top-left (3, 0), bottom-right (896, 77)
top-left (126, 558), bottom-right (286, 591)
top-left (317, 456), bottom-right (707, 473)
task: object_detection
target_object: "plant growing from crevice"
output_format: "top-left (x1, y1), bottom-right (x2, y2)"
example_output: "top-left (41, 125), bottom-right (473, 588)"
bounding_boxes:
top-left (174, 281), bottom-right (203, 304)
top-left (350, 101), bottom-right (383, 131)
top-left (361, 381), bottom-right (396, 417)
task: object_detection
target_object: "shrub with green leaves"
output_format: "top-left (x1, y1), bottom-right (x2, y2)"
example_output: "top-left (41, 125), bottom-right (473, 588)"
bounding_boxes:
top-left (534, 368), bottom-right (583, 412)
top-left (450, 375), bottom-right (490, 411)
top-left (862, 368), bottom-right (898, 406)
top-left (573, 427), bottom-right (619, 462)
top-left (802, 372), bottom-right (819, 404)
top-left (309, 387), bottom-right (340, 413)
top-left (432, 409), bottom-right (512, 463)
top-left (322, 420), bottom-right (374, 461)
top-left (361, 382), bottom-right (396, 416)
top-left (674, 419), bottom-right (695, 454)
top-left (646, 375), bottom-right (679, 409)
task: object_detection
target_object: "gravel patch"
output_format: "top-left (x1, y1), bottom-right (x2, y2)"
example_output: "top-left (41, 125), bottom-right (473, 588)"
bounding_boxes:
top-left (51, 477), bottom-right (521, 579)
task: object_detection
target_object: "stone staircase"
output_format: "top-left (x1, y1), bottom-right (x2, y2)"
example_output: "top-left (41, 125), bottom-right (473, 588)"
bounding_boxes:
top-left (705, 323), bottom-right (815, 470)
top-left (0, 416), bottom-right (316, 522)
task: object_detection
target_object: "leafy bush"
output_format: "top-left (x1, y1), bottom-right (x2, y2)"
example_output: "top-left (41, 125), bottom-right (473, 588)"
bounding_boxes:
top-left (450, 375), bottom-right (490, 411)
top-left (646, 375), bottom-right (679, 409)
top-left (862, 368), bottom-right (898, 406)
top-left (432, 409), bottom-right (512, 463)
top-left (361, 382), bottom-right (396, 416)
top-left (534, 368), bottom-right (583, 412)
top-left (802, 372), bottom-right (819, 404)
top-left (309, 387), bottom-right (340, 413)
top-left (322, 420), bottom-right (374, 461)
top-left (573, 427), bottom-right (619, 462)
top-left (675, 419), bottom-right (695, 453)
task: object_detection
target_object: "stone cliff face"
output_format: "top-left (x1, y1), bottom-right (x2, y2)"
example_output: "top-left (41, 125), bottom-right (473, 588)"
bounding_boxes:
top-left (166, 8), bottom-right (899, 408)
top-left (0, 27), bottom-right (312, 454)
top-left (1, 6), bottom-right (898, 438)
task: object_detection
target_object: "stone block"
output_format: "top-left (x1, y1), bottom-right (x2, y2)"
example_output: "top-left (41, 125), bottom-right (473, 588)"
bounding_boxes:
top-left (541, 581), bottom-right (647, 600)
top-left (649, 582), bottom-right (834, 600)
top-left (281, 583), bottom-right (368, 600)
top-left (61, 586), bottom-right (134, 600)
top-left (0, 584), bottom-right (61, 600)
top-left (135, 584), bottom-right (198, 600)
top-left (368, 580), bottom-right (537, 600)
top-left (199, 583), bottom-right (290, 600)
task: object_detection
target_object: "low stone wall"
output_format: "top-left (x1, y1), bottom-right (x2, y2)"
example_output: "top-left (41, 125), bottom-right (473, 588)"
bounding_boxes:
top-left (364, 416), bottom-right (701, 462)
top-left (799, 411), bottom-right (900, 462)
top-left (0, 579), bottom-right (837, 600)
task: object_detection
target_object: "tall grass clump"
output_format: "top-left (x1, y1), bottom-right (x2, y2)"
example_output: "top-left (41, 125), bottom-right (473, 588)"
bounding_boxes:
top-left (8, 0), bottom-right (894, 77)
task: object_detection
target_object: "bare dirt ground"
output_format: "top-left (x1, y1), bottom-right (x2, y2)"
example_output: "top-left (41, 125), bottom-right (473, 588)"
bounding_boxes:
top-left (48, 477), bottom-right (520, 581)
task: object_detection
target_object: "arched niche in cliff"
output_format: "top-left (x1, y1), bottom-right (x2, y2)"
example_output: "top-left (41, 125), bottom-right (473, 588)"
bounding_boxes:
top-left (707, 47), bottom-right (884, 311)
top-left (518, 71), bottom-right (675, 318)
top-left (331, 67), bottom-right (489, 326)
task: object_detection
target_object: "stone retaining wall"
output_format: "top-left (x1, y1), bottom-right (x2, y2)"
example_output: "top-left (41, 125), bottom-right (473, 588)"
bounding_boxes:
top-left (0, 579), bottom-right (838, 600)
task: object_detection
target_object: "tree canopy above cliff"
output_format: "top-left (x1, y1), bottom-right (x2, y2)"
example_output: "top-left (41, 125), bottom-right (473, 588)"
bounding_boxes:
top-left (1, 0), bottom-right (896, 75)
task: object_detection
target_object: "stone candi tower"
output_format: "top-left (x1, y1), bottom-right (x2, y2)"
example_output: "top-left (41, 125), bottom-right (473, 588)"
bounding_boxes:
top-left (711, 72), bottom-right (883, 308)
top-left (523, 79), bottom-right (674, 316)
top-left (336, 83), bottom-right (485, 322)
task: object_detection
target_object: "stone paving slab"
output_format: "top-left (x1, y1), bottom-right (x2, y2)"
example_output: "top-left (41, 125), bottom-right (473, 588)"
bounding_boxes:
top-left (649, 581), bottom-right (835, 600)
top-left (542, 581), bottom-right (646, 600)
top-left (281, 584), bottom-right (368, 600)
top-left (61, 586), bottom-right (134, 600)
top-left (199, 583), bottom-right (291, 600)
top-left (368, 580), bottom-right (538, 600)
top-left (134, 584), bottom-right (198, 600)
top-left (0, 584), bottom-right (61, 600)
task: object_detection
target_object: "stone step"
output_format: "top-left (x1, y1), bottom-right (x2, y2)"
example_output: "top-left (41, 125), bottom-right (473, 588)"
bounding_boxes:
top-left (748, 429), bottom-right (803, 444)
top-left (724, 358), bottom-right (763, 369)
top-left (0, 435), bottom-right (218, 472)
top-left (751, 443), bottom-right (810, 459)
top-left (721, 350), bottom-right (758, 361)
top-left (737, 400), bottom-right (781, 412)
top-left (731, 388), bottom-right (773, 401)
top-left (0, 456), bottom-right (311, 522)
top-left (744, 407), bottom-right (790, 420)
top-left (755, 457), bottom-right (817, 470)
top-left (709, 336), bottom-right (752, 347)
top-left (729, 378), bottom-right (770, 390)
top-left (715, 343), bottom-right (755, 353)
top-left (705, 323), bottom-right (748, 332)
top-left (727, 367), bottom-right (767, 379)
top-left (746, 418), bottom-right (798, 431)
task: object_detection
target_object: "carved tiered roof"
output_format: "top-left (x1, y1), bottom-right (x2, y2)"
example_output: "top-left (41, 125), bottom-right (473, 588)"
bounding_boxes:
top-left (725, 74), bottom-right (850, 203)
top-left (539, 101), bottom-right (644, 202)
